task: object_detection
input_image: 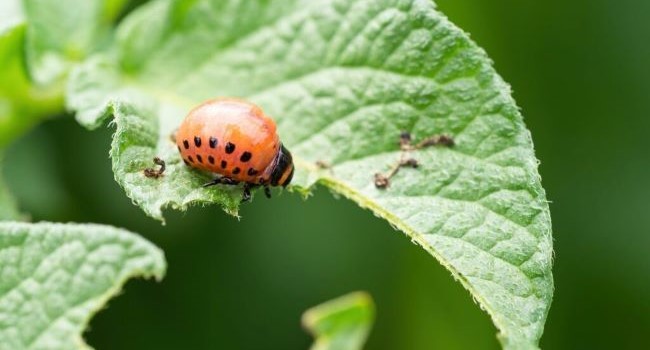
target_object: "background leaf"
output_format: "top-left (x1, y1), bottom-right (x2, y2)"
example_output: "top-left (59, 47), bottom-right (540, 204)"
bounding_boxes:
top-left (0, 23), bottom-right (62, 148)
top-left (0, 0), bottom-right (133, 217)
top-left (67, 0), bottom-right (553, 347)
top-left (0, 0), bottom-right (23, 33)
top-left (22, 0), bottom-right (130, 85)
top-left (0, 0), bottom-right (133, 148)
top-left (303, 292), bottom-right (375, 350)
top-left (0, 221), bottom-right (165, 350)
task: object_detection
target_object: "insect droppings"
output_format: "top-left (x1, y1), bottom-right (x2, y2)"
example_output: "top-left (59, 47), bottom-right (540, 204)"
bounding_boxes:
top-left (374, 131), bottom-right (454, 189)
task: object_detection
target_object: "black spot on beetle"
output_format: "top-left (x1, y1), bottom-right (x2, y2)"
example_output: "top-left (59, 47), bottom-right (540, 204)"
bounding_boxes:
top-left (209, 137), bottom-right (218, 148)
top-left (196, 154), bottom-right (203, 163)
top-left (208, 155), bottom-right (215, 164)
top-left (177, 145), bottom-right (181, 153)
top-left (183, 159), bottom-right (190, 166)
top-left (221, 160), bottom-right (227, 169)
top-left (240, 151), bottom-right (252, 162)
top-left (232, 167), bottom-right (241, 174)
top-left (183, 140), bottom-right (189, 149)
top-left (247, 168), bottom-right (259, 176)
top-left (188, 156), bottom-right (194, 163)
top-left (225, 142), bottom-right (235, 154)
top-left (194, 136), bottom-right (201, 147)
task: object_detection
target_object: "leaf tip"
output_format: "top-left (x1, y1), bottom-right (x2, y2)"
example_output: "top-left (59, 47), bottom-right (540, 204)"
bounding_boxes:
top-left (302, 291), bottom-right (375, 331)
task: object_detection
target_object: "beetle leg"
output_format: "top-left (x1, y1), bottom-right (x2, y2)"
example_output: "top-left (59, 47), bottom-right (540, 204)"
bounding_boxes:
top-left (264, 185), bottom-right (272, 199)
top-left (241, 183), bottom-right (252, 202)
top-left (202, 176), bottom-right (239, 187)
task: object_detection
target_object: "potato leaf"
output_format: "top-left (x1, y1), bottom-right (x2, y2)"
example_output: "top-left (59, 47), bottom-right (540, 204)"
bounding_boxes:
top-left (67, 0), bottom-right (554, 347)
top-left (0, 222), bottom-right (166, 350)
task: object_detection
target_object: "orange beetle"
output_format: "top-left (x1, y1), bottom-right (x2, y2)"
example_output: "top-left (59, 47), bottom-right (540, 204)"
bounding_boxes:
top-left (175, 98), bottom-right (294, 201)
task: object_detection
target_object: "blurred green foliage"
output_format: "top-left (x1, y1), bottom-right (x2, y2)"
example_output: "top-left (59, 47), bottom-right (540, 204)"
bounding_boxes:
top-left (303, 292), bottom-right (374, 350)
top-left (2, 0), bottom-right (649, 349)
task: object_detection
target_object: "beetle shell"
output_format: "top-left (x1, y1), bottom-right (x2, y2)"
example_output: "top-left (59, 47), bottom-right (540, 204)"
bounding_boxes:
top-left (176, 98), bottom-right (284, 184)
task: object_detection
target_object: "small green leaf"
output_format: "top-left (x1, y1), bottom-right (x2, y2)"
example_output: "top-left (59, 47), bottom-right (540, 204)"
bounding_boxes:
top-left (0, 221), bottom-right (166, 350)
top-left (67, 0), bottom-right (554, 347)
top-left (303, 292), bottom-right (375, 350)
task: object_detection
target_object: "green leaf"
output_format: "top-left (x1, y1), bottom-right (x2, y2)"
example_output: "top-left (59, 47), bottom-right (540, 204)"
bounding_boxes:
top-left (0, 221), bottom-right (166, 350)
top-left (0, 23), bottom-right (62, 148)
top-left (303, 292), bottom-right (374, 350)
top-left (67, 0), bottom-right (554, 347)
top-left (23, 0), bottom-right (129, 85)
top-left (0, 0), bottom-right (129, 148)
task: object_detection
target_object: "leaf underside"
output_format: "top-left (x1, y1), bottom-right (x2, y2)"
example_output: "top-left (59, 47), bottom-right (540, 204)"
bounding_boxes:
top-left (303, 292), bottom-right (375, 350)
top-left (0, 222), bottom-right (166, 350)
top-left (67, 0), bottom-right (554, 348)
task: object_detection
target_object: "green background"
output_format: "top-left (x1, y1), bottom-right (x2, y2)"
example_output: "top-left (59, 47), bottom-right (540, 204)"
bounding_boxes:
top-left (4, 0), bottom-right (649, 349)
